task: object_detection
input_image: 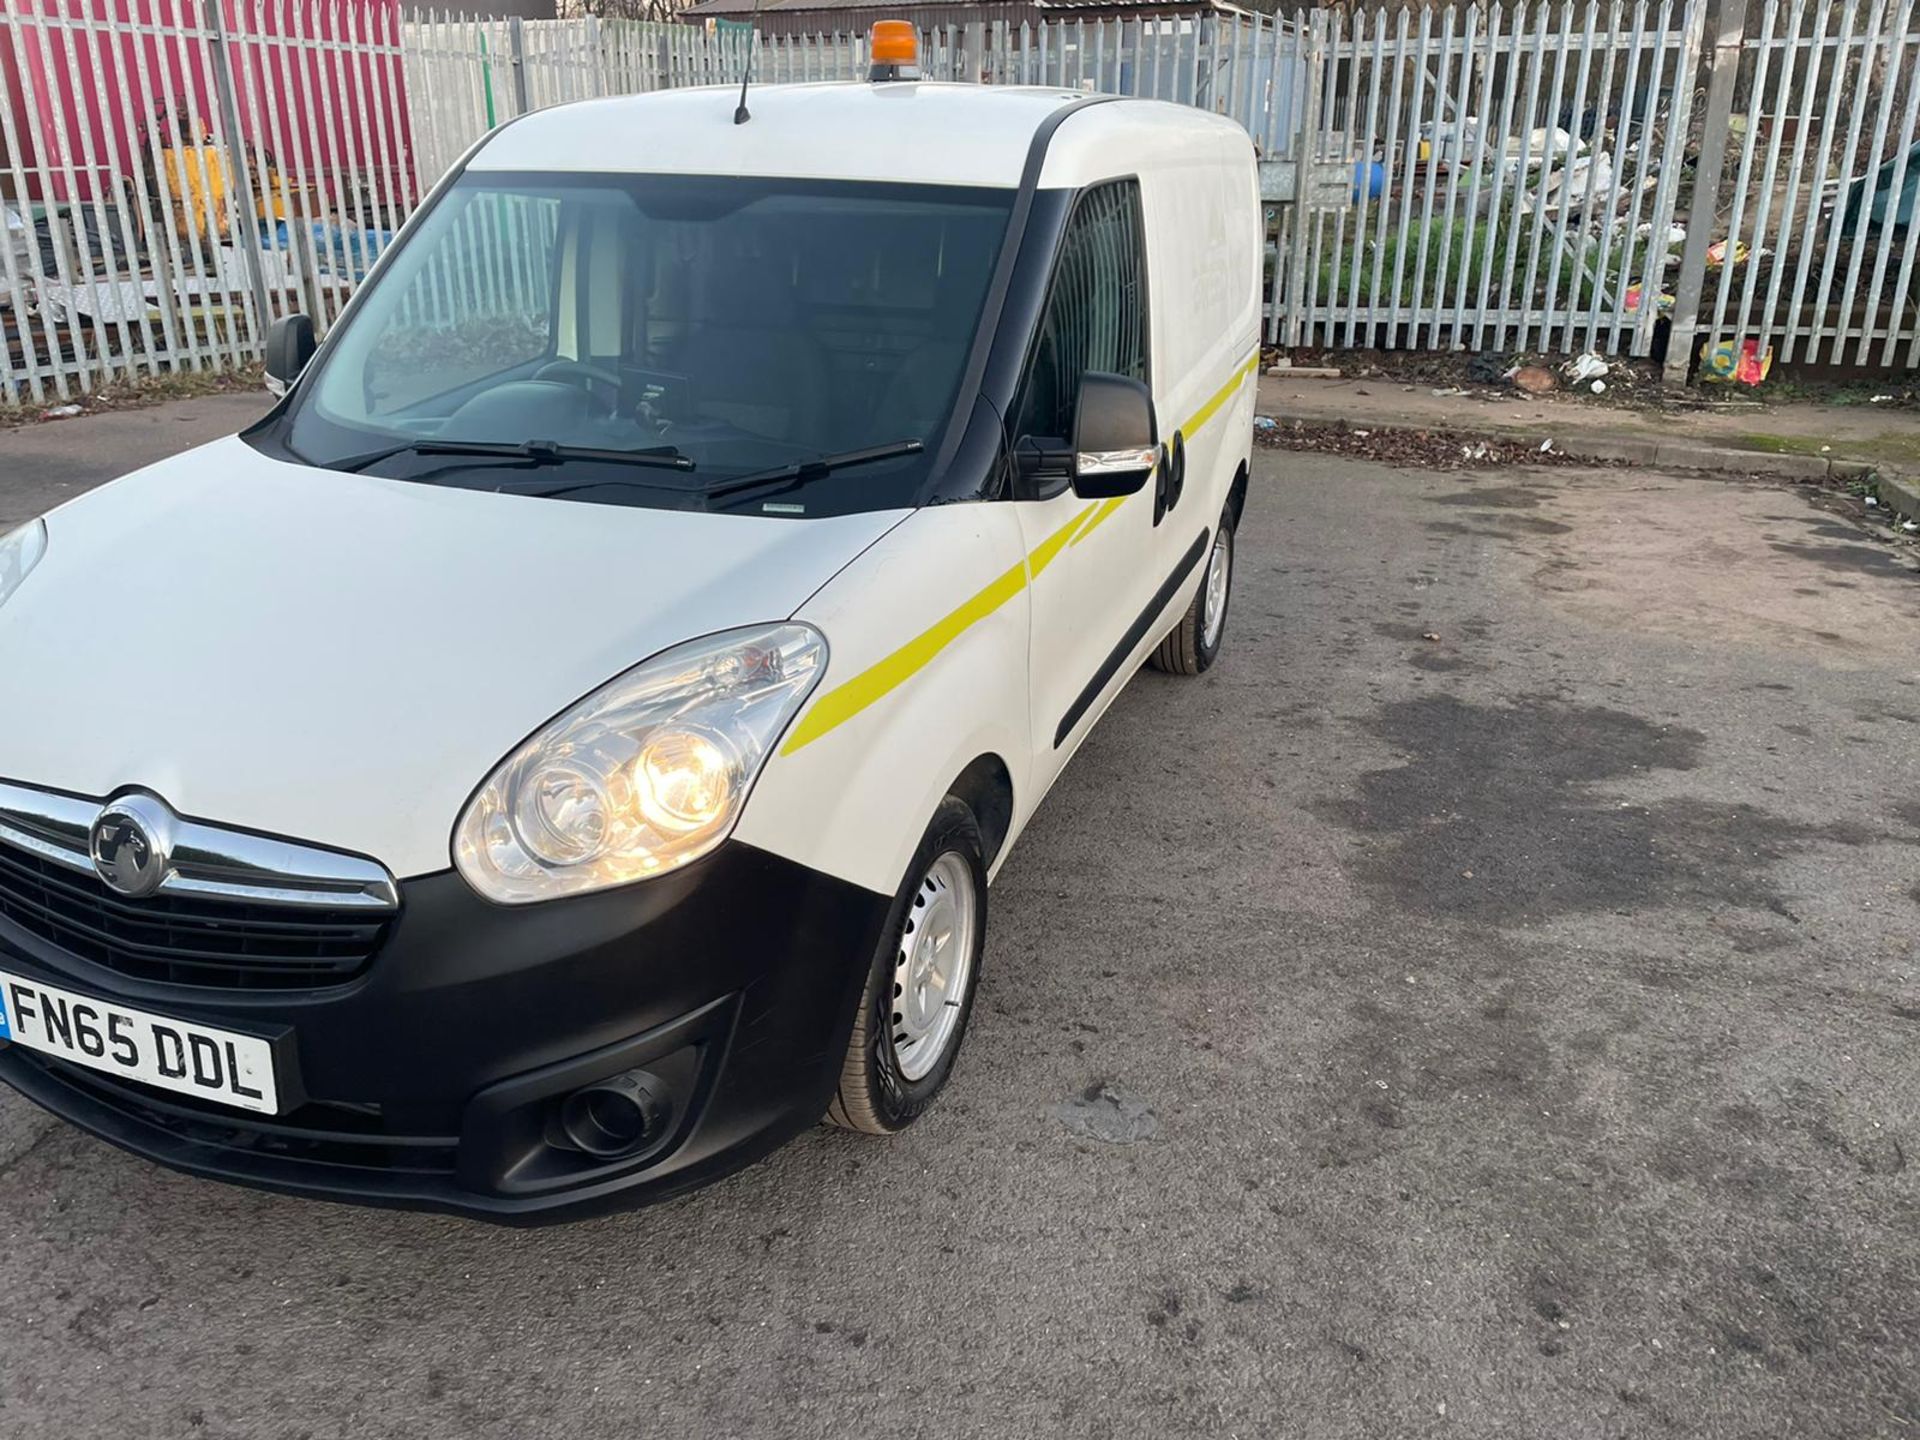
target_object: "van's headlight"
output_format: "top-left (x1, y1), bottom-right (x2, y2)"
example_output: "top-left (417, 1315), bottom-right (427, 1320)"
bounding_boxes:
top-left (454, 623), bottom-right (827, 904)
top-left (0, 518), bottom-right (47, 610)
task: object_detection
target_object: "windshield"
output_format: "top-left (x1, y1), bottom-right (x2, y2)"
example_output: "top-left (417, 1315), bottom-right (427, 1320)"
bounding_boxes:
top-left (273, 173), bottom-right (1014, 516)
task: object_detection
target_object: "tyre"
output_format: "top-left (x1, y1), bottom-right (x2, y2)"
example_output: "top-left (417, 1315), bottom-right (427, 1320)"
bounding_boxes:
top-left (1148, 514), bottom-right (1235, 676)
top-left (826, 797), bottom-right (988, 1134)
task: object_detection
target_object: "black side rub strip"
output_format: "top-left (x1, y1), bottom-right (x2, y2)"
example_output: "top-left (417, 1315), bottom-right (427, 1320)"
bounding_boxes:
top-left (1053, 527), bottom-right (1211, 749)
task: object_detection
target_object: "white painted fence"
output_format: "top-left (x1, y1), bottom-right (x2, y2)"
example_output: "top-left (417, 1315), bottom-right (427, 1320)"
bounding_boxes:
top-left (4, 0), bottom-right (1920, 405)
top-left (0, 3), bottom-right (1301, 403)
top-left (402, 12), bottom-right (1304, 185)
top-left (0, 0), bottom-right (414, 402)
top-left (1695, 0), bottom-right (1920, 369)
top-left (1277, 0), bottom-right (1707, 359)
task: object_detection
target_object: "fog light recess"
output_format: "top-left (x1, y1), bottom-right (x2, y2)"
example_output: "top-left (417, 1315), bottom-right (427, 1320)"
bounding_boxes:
top-left (558, 1069), bottom-right (674, 1158)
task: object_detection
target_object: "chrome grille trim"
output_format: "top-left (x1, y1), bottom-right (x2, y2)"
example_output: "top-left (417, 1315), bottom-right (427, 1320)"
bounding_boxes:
top-left (0, 780), bottom-right (399, 913)
top-left (0, 785), bottom-right (94, 875)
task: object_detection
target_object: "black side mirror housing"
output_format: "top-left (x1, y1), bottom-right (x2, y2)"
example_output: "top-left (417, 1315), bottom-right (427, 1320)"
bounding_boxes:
top-left (264, 313), bottom-right (316, 396)
top-left (1070, 372), bottom-right (1158, 499)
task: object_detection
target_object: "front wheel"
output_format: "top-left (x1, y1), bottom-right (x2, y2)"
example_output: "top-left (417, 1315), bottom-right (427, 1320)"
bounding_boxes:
top-left (826, 797), bottom-right (987, 1135)
top-left (1149, 519), bottom-right (1235, 676)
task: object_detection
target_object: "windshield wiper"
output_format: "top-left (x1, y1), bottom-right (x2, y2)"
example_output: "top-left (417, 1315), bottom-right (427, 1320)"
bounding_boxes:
top-left (699, 438), bottom-right (924, 504)
top-left (337, 438), bottom-right (693, 475)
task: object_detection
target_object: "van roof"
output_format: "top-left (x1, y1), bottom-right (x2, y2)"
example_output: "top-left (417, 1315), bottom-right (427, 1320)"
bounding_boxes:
top-left (467, 83), bottom-right (1237, 189)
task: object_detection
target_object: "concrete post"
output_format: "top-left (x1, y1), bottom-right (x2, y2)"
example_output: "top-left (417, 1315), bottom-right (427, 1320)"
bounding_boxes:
top-left (1664, 0), bottom-right (1750, 384)
top-left (203, 0), bottom-right (275, 347)
top-left (508, 17), bottom-right (532, 116)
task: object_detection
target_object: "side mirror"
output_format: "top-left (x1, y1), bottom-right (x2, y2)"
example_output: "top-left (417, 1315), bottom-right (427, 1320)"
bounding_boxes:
top-left (1070, 372), bottom-right (1158, 499)
top-left (264, 313), bottom-right (316, 396)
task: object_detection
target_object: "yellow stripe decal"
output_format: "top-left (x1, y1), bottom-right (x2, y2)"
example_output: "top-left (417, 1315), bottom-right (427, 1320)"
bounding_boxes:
top-left (781, 351), bottom-right (1257, 753)
top-left (1069, 493), bottom-right (1128, 547)
top-left (1183, 352), bottom-right (1263, 441)
top-left (780, 505), bottom-right (1088, 756)
top-left (1029, 500), bottom-right (1099, 576)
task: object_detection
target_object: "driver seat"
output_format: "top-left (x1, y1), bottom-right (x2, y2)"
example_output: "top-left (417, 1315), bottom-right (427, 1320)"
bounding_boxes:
top-left (676, 264), bottom-right (832, 451)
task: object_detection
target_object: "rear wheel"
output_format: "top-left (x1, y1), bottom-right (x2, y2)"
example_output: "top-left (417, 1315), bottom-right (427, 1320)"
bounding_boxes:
top-left (1149, 516), bottom-right (1235, 675)
top-left (827, 798), bottom-right (987, 1135)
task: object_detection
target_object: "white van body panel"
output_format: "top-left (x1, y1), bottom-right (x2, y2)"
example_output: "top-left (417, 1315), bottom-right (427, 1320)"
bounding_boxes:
top-left (0, 438), bottom-right (902, 879)
top-left (733, 505), bottom-right (1034, 896)
top-left (1036, 100), bottom-right (1262, 484)
top-left (730, 96), bottom-right (1262, 896)
top-left (470, 82), bottom-right (1080, 188)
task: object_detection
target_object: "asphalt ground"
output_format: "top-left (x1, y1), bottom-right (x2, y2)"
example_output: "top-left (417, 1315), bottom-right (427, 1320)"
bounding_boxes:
top-left (0, 404), bottom-right (1916, 1439)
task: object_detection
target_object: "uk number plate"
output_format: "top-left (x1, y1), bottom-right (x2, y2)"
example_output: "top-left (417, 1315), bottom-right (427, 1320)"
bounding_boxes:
top-left (0, 970), bottom-right (279, 1114)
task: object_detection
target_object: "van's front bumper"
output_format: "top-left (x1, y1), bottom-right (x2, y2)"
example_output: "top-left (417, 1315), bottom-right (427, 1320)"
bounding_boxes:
top-left (0, 841), bottom-right (889, 1223)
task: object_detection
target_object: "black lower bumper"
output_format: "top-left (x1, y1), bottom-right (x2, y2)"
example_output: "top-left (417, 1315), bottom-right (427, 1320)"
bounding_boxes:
top-left (0, 841), bottom-right (890, 1223)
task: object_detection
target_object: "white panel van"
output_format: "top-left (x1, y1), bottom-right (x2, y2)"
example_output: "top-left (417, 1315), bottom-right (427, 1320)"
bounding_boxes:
top-left (0, 32), bottom-right (1262, 1220)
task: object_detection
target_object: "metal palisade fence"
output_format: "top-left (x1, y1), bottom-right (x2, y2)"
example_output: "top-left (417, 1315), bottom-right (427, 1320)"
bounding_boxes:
top-left (4, 2), bottom-right (1300, 402)
top-left (1279, 0), bottom-right (1707, 359)
top-left (1686, 0), bottom-right (1920, 371)
top-left (1, 0), bottom-right (415, 403)
top-left (1279, 0), bottom-right (1920, 373)
top-left (5, 0), bottom-right (1920, 406)
top-left (402, 12), bottom-right (1303, 184)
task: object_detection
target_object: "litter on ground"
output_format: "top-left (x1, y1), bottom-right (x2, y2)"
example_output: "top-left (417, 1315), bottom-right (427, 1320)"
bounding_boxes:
top-left (1702, 339), bottom-right (1773, 386)
top-left (1564, 353), bottom-right (1609, 384)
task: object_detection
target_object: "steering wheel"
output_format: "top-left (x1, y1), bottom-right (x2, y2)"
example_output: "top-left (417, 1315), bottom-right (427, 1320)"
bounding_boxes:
top-left (531, 359), bottom-right (623, 413)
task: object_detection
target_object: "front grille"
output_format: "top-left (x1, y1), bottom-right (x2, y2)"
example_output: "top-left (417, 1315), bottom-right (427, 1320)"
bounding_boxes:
top-left (0, 841), bottom-right (389, 990)
top-left (13, 1049), bottom-right (459, 1177)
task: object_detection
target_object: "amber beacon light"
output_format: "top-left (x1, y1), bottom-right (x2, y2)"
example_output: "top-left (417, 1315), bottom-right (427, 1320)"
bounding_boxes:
top-left (868, 20), bottom-right (922, 81)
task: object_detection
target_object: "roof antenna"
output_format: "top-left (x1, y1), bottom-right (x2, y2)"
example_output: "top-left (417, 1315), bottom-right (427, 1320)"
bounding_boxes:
top-left (732, 2), bottom-right (764, 125)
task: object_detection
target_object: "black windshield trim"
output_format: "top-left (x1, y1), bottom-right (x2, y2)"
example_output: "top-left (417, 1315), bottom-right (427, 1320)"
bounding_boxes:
top-left (912, 92), bottom-right (1118, 508)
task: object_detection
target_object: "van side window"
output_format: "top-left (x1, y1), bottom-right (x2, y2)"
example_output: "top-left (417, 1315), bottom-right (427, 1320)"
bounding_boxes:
top-left (1014, 180), bottom-right (1149, 445)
